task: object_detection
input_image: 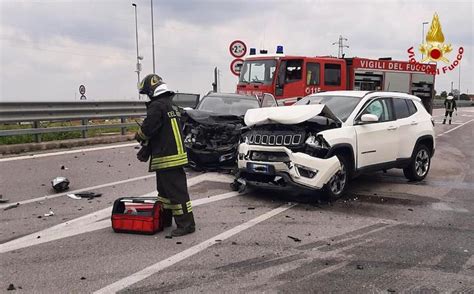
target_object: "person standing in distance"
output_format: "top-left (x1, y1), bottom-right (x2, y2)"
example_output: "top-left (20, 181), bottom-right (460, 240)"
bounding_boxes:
top-left (442, 95), bottom-right (457, 125)
top-left (135, 74), bottom-right (195, 236)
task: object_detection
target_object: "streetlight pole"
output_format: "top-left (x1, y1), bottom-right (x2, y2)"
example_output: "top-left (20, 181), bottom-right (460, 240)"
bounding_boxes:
top-left (132, 3), bottom-right (141, 99)
top-left (421, 22), bottom-right (428, 60)
top-left (150, 0), bottom-right (156, 73)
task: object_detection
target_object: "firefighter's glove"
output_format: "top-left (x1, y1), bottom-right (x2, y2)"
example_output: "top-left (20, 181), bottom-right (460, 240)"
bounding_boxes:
top-left (137, 145), bottom-right (151, 162)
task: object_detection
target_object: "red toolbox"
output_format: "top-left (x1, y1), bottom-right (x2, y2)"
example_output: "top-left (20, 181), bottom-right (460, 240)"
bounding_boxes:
top-left (111, 197), bottom-right (163, 234)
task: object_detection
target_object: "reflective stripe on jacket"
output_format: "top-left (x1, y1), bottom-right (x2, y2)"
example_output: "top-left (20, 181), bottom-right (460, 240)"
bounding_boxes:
top-left (140, 94), bottom-right (188, 171)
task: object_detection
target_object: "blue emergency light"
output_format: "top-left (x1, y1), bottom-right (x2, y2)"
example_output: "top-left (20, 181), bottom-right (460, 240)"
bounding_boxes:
top-left (276, 45), bottom-right (284, 54)
top-left (249, 48), bottom-right (256, 55)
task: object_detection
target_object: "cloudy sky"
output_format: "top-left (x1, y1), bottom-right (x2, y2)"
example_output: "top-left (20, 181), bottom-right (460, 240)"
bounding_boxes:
top-left (0, 0), bottom-right (472, 101)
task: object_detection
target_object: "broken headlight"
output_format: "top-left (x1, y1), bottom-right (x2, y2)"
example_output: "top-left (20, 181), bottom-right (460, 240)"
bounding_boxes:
top-left (304, 134), bottom-right (330, 158)
top-left (305, 135), bottom-right (329, 148)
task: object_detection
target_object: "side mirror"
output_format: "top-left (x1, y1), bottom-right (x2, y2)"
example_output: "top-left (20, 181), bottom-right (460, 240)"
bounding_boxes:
top-left (359, 114), bottom-right (379, 124)
top-left (172, 93), bottom-right (200, 109)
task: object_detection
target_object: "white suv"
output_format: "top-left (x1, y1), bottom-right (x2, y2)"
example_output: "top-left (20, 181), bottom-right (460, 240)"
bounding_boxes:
top-left (235, 91), bottom-right (435, 199)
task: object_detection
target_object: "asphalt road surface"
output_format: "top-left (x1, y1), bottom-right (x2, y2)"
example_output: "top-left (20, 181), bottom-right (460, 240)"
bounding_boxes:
top-left (1, 107), bottom-right (473, 293)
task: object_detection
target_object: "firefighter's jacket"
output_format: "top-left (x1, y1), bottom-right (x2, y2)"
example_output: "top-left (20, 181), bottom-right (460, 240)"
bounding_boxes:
top-left (444, 99), bottom-right (457, 112)
top-left (136, 95), bottom-right (188, 171)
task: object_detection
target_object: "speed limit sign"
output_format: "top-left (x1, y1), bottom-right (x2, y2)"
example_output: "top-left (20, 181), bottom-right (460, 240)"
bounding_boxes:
top-left (229, 40), bottom-right (247, 58)
top-left (230, 58), bottom-right (244, 76)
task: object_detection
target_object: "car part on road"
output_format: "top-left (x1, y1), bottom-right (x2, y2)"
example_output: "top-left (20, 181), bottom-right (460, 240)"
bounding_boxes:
top-left (287, 235), bottom-right (302, 242)
top-left (44, 209), bottom-right (55, 217)
top-left (3, 203), bottom-right (19, 210)
top-left (230, 178), bottom-right (247, 193)
top-left (66, 192), bottom-right (103, 200)
top-left (0, 194), bottom-right (9, 203)
top-left (51, 177), bottom-right (70, 192)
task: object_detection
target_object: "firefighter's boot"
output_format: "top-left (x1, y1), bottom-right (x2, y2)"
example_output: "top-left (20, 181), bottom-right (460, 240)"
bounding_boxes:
top-left (171, 212), bottom-right (196, 237)
top-left (162, 208), bottom-right (172, 227)
top-left (442, 118), bottom-right (446, 124)
top-left (449, 119), bottom-right (452, 125)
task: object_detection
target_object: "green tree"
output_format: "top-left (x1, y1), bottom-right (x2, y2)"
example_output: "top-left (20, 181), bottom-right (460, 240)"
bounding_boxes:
top-left (440, 91), bottom-right (447, 98)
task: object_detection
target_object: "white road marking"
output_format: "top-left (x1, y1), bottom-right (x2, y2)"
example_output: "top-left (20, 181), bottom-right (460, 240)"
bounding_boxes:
top-left (94, 203), bottom-right (295, 294)
top-left (431, 202), bottom-right (469, 213)
top-left (0, 171), bottom-right (233, 209)
top-left (436, 119), bottom-right (474, 137)
top-left (0, 174), bottom-right (154, 209)
top-left (0, 187), bottom-right (238, 254)
top-left (0, 142), bottom-right (138, 162)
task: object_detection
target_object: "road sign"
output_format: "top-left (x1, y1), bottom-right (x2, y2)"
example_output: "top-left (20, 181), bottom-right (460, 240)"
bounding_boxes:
top-left (79, 85), bottom-right (86, 95)
top-left (229, 40), bottom-right (247, 58)
top-left (230, 58), bottom-right (244, 76)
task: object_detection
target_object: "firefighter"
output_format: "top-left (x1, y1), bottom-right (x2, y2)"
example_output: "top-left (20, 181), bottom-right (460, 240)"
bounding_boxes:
top-left (443, 95), bottom-right (457, 125)
top-left (135, 74), bottom-right (195, 237)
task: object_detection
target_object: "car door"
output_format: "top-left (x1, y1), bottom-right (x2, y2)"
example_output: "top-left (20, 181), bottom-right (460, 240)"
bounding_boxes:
top-left (354, 97), bottom-right (399, 168)
top-left (393, 98), bottom-right (419, 159)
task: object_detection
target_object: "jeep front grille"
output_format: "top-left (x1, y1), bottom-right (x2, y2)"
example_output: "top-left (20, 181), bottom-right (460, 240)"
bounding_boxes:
top-left (247, 132), bottom-right (304, 147)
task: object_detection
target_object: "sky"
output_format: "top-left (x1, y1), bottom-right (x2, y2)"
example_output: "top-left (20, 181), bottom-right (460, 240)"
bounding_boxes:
top-left (0, 0), bottom-right (472, 102)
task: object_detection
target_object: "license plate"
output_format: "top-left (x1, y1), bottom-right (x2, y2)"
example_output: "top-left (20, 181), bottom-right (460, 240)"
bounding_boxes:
top-left (247, 162), bottom-right (275, 175)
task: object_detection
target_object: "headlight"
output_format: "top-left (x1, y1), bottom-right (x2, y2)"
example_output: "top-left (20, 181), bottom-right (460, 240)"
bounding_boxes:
top-left (305, 135), bottom-right (329, 149)
top-left (305, 135), bottom-right (322, 148)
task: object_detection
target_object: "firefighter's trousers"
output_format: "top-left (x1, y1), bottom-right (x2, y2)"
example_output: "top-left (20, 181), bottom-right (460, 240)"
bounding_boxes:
top-left (156, 167), bottom-right (195, 229)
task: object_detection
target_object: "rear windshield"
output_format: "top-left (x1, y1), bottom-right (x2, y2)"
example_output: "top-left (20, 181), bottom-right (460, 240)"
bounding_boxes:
top-left (295, 95), bottom-right (361, 122)
top-left (197, 96), bottom-right (259, 116)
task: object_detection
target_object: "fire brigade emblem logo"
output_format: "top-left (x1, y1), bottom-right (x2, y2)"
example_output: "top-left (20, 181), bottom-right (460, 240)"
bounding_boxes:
top-left (419, 13), bottom-right (452, 63)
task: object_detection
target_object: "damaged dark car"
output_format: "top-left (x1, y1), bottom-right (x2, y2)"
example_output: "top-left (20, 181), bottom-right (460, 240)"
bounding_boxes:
top-left (182, 92), bottom-right (276, 170)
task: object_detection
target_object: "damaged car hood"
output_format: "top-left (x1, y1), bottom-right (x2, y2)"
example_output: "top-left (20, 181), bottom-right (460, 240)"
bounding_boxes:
top-left (185, 109), bottom-right (243, 124)
top-left (244, 104), bottom-right (340, 127)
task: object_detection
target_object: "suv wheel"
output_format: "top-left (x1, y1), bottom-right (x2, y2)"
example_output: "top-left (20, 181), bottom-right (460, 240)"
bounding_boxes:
top-left (403, 144), bottom-right (431, 181)
top-left (324, 155), bottom-right (349, 200)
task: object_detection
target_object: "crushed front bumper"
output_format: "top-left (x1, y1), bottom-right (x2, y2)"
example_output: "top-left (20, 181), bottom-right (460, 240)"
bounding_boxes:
top-left (237, 143), bottom-right (341, 190)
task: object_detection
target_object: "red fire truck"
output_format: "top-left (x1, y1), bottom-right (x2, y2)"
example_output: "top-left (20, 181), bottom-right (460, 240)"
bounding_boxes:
top-left (236, 50), bottom-right (437, 112)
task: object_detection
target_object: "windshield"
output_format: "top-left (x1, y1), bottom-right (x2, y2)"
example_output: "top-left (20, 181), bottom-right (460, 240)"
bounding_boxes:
top-left (197, 96), bottom-right (259, 116)
top-left (295, 95), bottom-right (361, 122)
top-left (239, 59), bottom-right (276, 84)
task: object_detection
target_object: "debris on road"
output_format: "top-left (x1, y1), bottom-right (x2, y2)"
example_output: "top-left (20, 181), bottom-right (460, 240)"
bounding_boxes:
top-left (408, 208), bottom-right (414, 211)
top-left (176, 241), bottom-right (182, 245)
top-left (356, 264), bottom-right (364, 270)
top-left (165, 235), bottom-right (172, 239)
top-left (44, 209), bottom-right (54, 217)
top-left (287, 236), bottom-right (301, 242)
top-left (7, 284), bottom-right (15, 291)
top-left (387, 289), bottom-right (396, 293)
top-left (248, 207), bottom-right (255, 210)
top-left (0, 194), bottom-right (9, 203)
top-left (3, 203), bottom-right (19, 211)
top-left (52, 177), bottom-right (70, 192)
top-left (66, 192), bottom-right (102, 200)
top-left (60, 165), bottom-right (68, 170)
top-left (80, 277), bottom-right (86, 280)
top-left (97, 160), bottom-right (104, 163)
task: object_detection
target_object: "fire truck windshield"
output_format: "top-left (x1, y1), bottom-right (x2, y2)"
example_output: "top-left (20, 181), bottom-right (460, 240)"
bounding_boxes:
top-left (239, 59), bottom-right (276, 85)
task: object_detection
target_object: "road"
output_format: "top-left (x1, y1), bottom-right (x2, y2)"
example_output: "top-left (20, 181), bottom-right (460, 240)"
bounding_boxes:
top-left (1, 107), bottom-right (473, 293)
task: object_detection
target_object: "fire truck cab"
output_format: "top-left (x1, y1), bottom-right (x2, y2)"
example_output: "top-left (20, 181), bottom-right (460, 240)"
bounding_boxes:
top-left (236, 52), bottom-right (436, 113)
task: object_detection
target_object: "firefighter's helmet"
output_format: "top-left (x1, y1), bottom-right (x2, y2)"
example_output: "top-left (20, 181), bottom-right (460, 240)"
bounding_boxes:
top-left (447, 95), bottom-right (454, 100)
top-left (138, 74), bottom-right (174, 98)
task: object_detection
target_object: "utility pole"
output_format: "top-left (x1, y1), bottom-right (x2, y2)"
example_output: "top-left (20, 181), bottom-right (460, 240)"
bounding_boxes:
top-left (212, 67), bottom-right (218, 92)
top-left (332, 35), bottom-right (349, 58)
top-left (150, 0), bottom-right (156, 73)
top-left (132, 3), bottom-right (142, 99)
